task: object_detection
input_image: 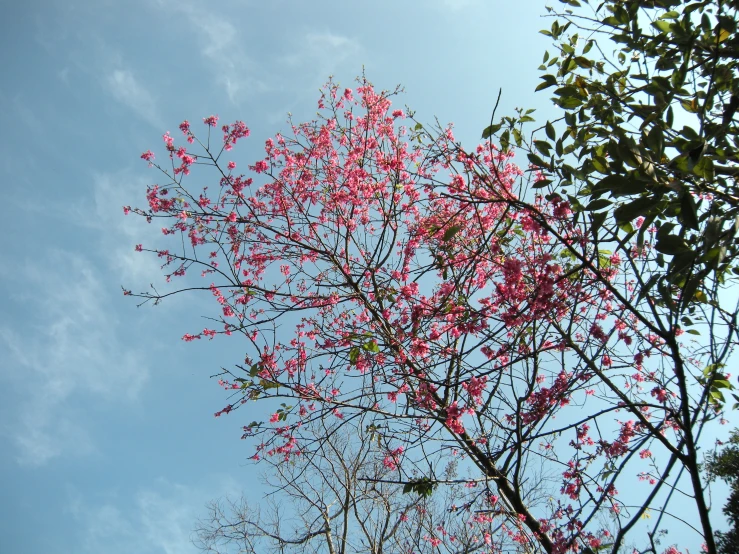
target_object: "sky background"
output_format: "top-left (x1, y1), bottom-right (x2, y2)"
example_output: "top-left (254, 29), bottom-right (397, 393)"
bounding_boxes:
top-left (0, 1), bottom-right (732, 553)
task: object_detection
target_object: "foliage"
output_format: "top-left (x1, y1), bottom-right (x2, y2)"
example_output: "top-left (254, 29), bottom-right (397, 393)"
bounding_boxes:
top-left (705, 430), bottom-right (739, 554)
top-left (485, 0), bottom-right (739, 315)
top-left (476, 3), bottom-right (739, 552)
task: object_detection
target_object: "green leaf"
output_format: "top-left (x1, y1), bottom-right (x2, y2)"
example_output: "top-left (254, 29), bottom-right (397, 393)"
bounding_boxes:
top-left (681, 276), bottom-right (702, 308)
top-left (528, 152), bottom-right (550, 169)
top-left (349, 346), bottom-right (361, 365)
top-left (655, 235), bottom-right (691, 255)
top-left (560, 53), bottom-right (575, 77)
top-left (500, 130), bottom-right (511, 152)
top-left (363, 340), bottom-right (380, 353)
top-left (402, 478), bottom-right (436, 498)
top-left (556, 137), bottom-right (564, 157)
top-left (652, 20), bottom-right (672, 33)
top-left (680, 193), bottom-right (699, 231)
top-left (482, 123), bottom-right (502, 139)
top-left (646, 126), bottom-right (664, 158)
top-left (637, 274), bottom-right (661, 303)
top-left (586, 198), bottom-right (612, 211)
top-left (693, 157), bottom-right (714, 180)
top-left (443, 225), bottom-right (462, 241)
top-left (614, 196), bottom-right (660, 223)
top-left (513, 128), bottom-right (523, 147)
top-left (536, 74), bottom-right (558, 92)
top-left (591, 211), bottom-right (608, 236)
top-left (546, 121), bottom-right (556, 141)
top-left (592, 156), bottom-right (609, 173)
top-left (670, 251), bottom-right (696, 276)
top-left (535, 140), bottom-right (552, 157)
top-left (260, 379), bottom-right (279, 390)
top-left (694, 290), bottom-right (708, 303)
top-left (555, 95), bottom-right (584, 109)
top-left (713, 379), bottom-right (732, 390)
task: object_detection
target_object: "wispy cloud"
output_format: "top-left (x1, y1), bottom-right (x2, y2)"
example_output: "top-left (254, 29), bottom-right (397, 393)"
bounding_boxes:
top-left (90, 170), bottom-right (165, 285)
top-left (157, 0), bottom-right (270, 105)
top-left (0, 251), bottom-right (150, 466)
top-left (106, 69), bottom-right (163, 127)
top-left (68, 477), bottom-right (238, 554)
top-left (281, 31), bottom-right (361, 79)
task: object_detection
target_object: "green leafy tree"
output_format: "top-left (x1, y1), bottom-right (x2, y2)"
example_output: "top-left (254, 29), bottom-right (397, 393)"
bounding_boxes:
top-left (479, 0), bottom-right (739, 552)
top-left (485, 0), bottom-right (739, 309)
top-left (705, 430), bottom-right (739, 554)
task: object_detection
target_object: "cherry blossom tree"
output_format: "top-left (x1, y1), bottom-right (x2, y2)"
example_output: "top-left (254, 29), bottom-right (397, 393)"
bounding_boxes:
top-left (125, 75), bottom-right (734, 554)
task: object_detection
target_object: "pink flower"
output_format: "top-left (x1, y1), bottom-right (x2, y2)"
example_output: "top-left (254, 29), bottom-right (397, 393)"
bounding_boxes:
top-left (409, 338), bottom-right (430, 358)
top-left (162, 132), bottom-right (174, 150)
top-left (445, 401), bottom-right (465, 434)
top-left (463, 376), bottom-right (487, 404)
top-left (222, 121), bottom-right (250, 150)
top-left (227, 161), bottom-right (236, 170)
top-left (553, 200), bottom-right (572, 218)
top-left (651, 387), bottom-right (669, 403)
top-left (203, 115), bottom-right (219, 127)
top-left (382, 446), bottom-right (404, 470)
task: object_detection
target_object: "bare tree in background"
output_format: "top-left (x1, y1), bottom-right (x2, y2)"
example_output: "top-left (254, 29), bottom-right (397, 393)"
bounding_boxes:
top-left (193, 416), bottom-right (528, 554)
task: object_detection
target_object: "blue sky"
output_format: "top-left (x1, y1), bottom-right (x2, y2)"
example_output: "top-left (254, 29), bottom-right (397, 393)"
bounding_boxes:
top-left (0, 1), bottom-right (562, 552)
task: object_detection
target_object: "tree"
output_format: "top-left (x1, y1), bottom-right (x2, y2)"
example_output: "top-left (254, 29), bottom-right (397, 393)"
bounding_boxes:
top-left (478, 1), bottom-right (739, 549)
top-left (194, 417), bottom-right (524, 554)
top-left (125, 75), bottom-right (732, 553)
top-left (486, 0), bottom-right (739, 299)
top-left (705, 430), bottom-right (739, 554)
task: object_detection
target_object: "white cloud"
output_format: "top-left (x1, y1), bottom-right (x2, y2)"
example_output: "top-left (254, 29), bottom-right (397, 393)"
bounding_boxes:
top-left (91, 170), bottom-right (165, 285)
top-left (106, 69), bottom-right (163, 127)
top-left (157, 0), bottom-right (270, 105)
top-left (0, 251), bottom-right (149, 466)
top-left (68, 477), bottom-right (239, 554)
top-left (281, 31), bottom-right (362, 78)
